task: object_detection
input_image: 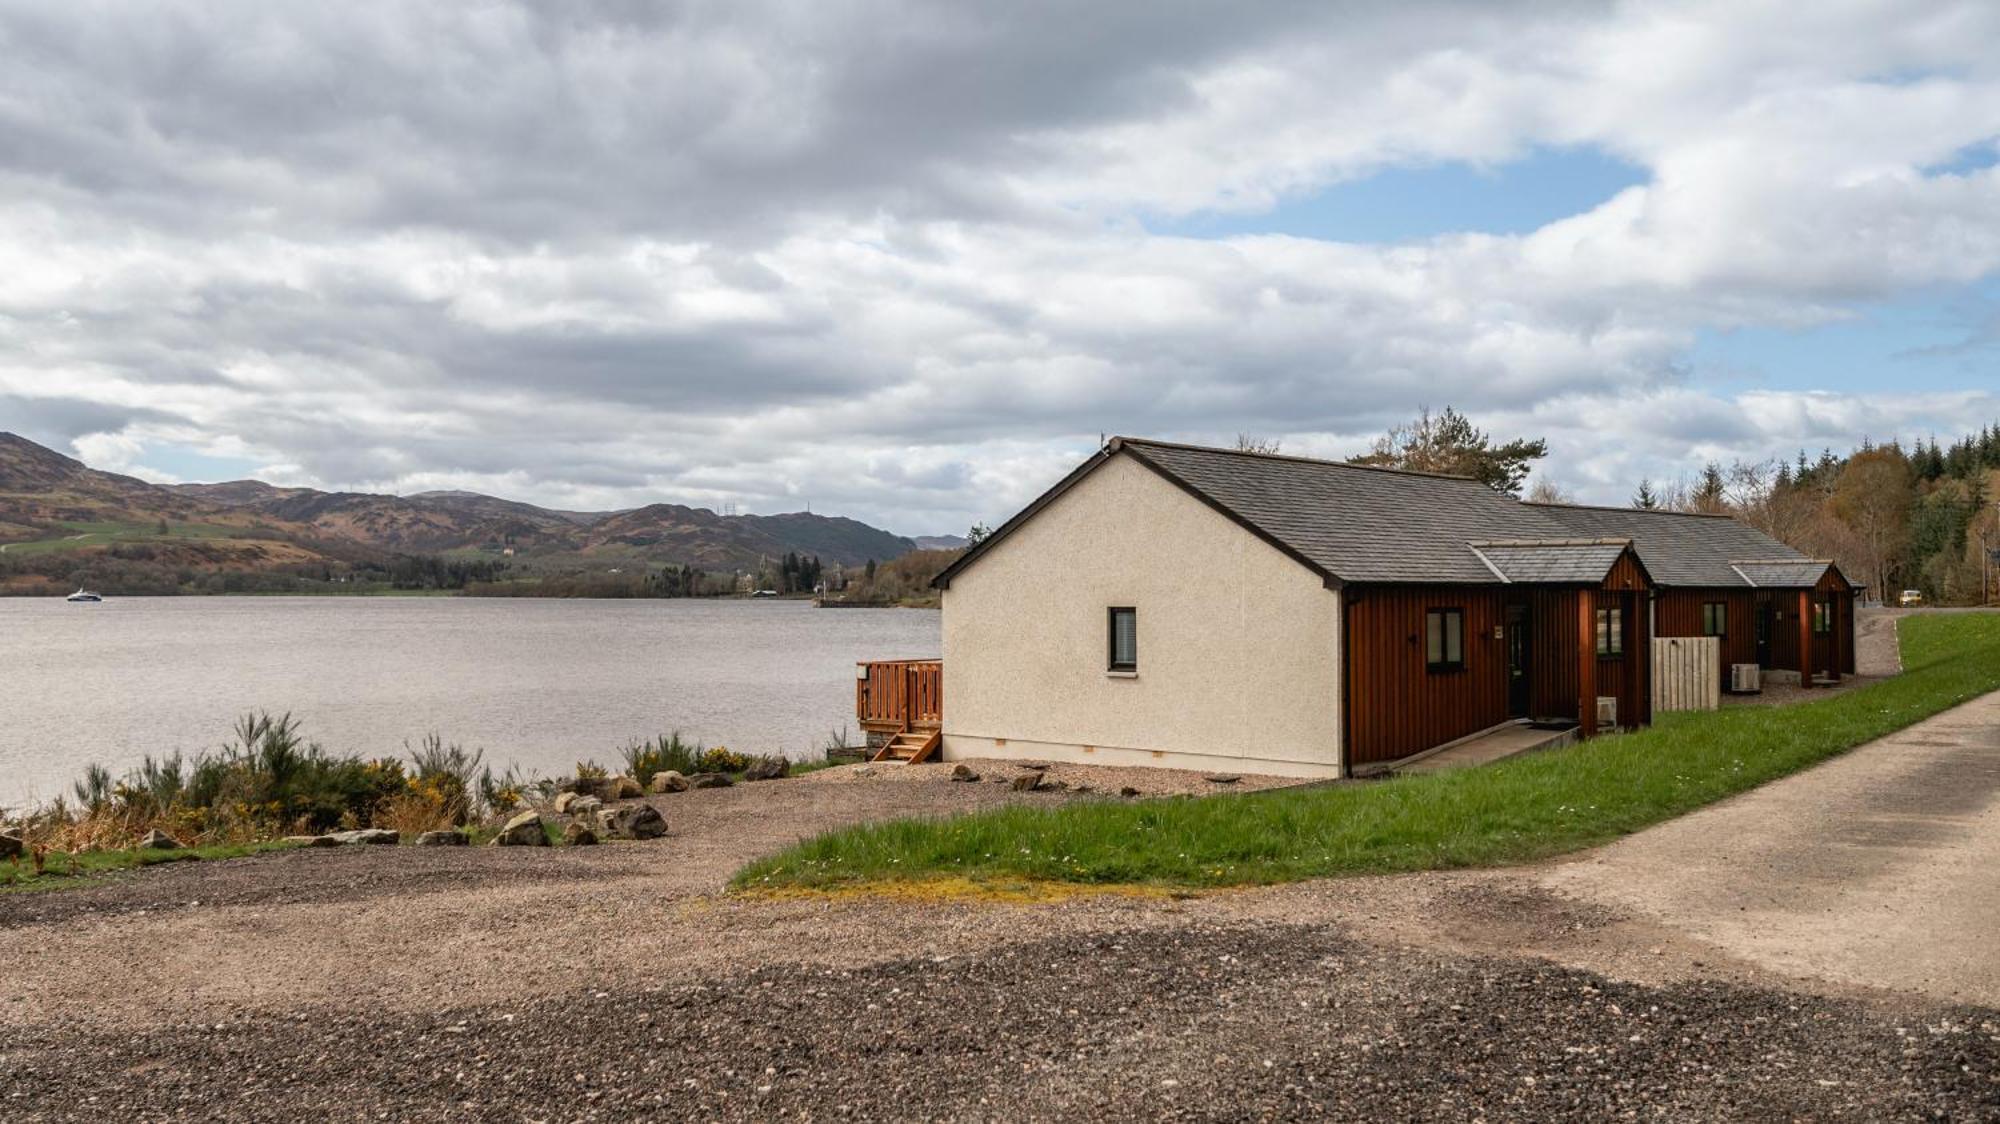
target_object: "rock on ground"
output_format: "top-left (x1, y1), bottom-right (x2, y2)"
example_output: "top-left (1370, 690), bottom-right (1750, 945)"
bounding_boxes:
top-left (325, 829), bottom-right (398, 846)
top-left (0, 833), bottom-right (23, 859)
top-left (688, 772), bottom-right (733, 789)
top-left (649, 770), bottom-right (689, 793)
top-left (413, 830), bottom-right (467, 847)
top-left (136, 829), bottom-right (180, 850)
top-left (744, 756), bottom-right (790, 781)
top-left (562, 776), bottom-right (618, 800)
top-left (489, 811), bottom-right (548, 847)
top-left (562, 823), bottom-right (599, 846)
top-left (595, 804), bottom-right (667, 841)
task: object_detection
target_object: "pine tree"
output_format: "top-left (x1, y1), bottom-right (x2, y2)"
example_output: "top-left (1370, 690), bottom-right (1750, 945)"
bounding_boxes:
top-left (1632, 479), bottom-right (1659, 509)
top-left (1692, 462), bottom-right (1728, 513)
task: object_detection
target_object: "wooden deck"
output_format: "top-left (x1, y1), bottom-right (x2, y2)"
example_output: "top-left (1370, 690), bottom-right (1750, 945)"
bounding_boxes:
top-left (857, 658), bottom-right (942, 735)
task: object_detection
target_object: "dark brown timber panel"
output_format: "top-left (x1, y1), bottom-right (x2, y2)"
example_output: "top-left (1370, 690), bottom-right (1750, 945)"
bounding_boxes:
top-left (1344, 586), bottom-right (1508, 766)
top-left (1656, 589), bottom-right (1758, 685)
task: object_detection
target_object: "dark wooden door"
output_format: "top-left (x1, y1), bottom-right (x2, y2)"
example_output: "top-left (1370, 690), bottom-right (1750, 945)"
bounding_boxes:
top-left (1754, 598), bottom-right (1772, 667)
top-left (1505, 602), bottom-right (1531, 718)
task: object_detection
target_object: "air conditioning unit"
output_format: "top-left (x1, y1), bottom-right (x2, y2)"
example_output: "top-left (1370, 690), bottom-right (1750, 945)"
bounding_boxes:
top-left (1730, 663), bottom-right (1762, 694)
top-left (1596, 696), bottom-right (1618, 728)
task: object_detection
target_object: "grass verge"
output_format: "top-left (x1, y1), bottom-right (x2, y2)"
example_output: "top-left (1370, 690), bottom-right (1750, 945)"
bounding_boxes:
top-left (734, 613), bottom-right (2000, 894)
top-left (1, 840), bottom-right (301, 893)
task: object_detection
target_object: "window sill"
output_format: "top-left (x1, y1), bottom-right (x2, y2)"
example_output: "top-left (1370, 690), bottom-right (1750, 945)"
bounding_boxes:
top-left (1105, 669), bottom-right (1138, 679)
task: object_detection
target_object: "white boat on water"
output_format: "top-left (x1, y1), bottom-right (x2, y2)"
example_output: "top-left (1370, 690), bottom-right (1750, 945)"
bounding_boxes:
top-left (65, 588), bottom-right (103, 603)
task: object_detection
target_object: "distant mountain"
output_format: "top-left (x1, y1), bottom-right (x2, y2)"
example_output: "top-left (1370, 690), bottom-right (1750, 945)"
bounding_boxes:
top-left (0, 432), bottom-right (208, 533)
top-left (0, 432), bottom-right (922, 574)
top-left (913, 534), bottom-right (969, 551)
top-left (581, 504), bottom-right (914, 569)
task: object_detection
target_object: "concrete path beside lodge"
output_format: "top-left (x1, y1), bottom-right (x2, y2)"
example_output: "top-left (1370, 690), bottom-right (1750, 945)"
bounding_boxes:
top-left (1544, 684), bottom-right (2000, 1007)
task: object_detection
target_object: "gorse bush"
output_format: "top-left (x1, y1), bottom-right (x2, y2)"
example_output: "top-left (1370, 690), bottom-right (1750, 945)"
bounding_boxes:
top-left (697, 746), bottom-right (749, 774)
top-left (620, 731), bottom-right (703, 785)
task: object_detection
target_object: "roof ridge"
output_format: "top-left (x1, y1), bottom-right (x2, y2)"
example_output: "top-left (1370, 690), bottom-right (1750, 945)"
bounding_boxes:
top-left (1523, 500), bottom-right (1739, 520)
top-left (1112, 436), bottom-right (1488, 485)
top-left (1469, 537), bottom-right (1631, 548)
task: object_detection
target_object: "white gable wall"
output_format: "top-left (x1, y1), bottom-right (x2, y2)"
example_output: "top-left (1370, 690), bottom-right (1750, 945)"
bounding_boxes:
top-left (940, 453), bottom-right (1344, 778)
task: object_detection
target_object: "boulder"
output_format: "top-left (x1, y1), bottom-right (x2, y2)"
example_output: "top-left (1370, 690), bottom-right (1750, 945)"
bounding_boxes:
top-left (562, 822), bottom-right (599, 846)
top-left (595, 803), bottom-right (668, 840)
top-left (562, 795), bottom-right (603, 818)
top-left (490, 810), bottom-right (550, 847)
top-left (285, 834), bottom-right (340, 848)
top-left (414, 830), bottom-right (468, 847)
top-left (0, 833), bottom-right (23, 860)
top-left (612, 775), bottom-right (644, 800)
top-left (1010, 773), bottom-right (1043, 793)
top-left (552, 791), bottom-right (583, 814)
top-left (562, 776), bottom-right (618, 800)
top-left (744, 755), bottom-right (790, 782)
top-left (1119, 786), bottom-right (1141, 798)
top-left (137, 828), bottom-right (182, 850)
top-left (688, 772), bottom-right (734, 789)
top-left (1204, 774), bottom-right (1241, 785)
top-left (950, 764), bottom-right (981, 783)
top-left (327, 828), bottom-right (399, 846)
top-left (648, 771), bottom-right (689, 794)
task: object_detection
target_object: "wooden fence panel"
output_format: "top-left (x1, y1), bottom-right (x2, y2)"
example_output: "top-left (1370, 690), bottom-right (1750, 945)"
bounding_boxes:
top-left (1652, 636), bottom-right (1720, 712)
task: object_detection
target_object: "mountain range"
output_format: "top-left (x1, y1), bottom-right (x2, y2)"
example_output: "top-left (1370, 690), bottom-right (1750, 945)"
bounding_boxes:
top-left (0, 432), bottom-right (961, 580)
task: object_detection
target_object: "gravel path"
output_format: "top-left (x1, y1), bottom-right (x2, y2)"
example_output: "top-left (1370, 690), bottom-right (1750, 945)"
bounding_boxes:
top-left (1547, 681), bottom-right (2000, 1008)
top-left (10, 922), bottom-right (1995, 1122)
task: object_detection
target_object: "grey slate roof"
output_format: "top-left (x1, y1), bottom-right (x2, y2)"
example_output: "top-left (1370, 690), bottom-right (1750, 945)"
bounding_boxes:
top-left (933, 437), bottom-right (1835, 591)
top-left (1120, 439), bottom-right (1579, 584)
top-left (1527, 503), bottom-right (1820, 588)
top-left (1730, 559), bottom-right (1837, 589)
top-left (1468, 540), bottom-right (1632, 584)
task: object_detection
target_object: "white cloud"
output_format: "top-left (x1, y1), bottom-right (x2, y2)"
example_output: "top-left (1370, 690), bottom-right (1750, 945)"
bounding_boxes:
top-left (1, 1), bottom-right (1999, 532)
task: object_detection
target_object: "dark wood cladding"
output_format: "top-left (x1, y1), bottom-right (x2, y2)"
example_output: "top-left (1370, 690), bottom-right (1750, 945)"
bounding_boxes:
top-left (1654, 572), bottom-right (1856, 685)
top-left (1344, 586), bottom-right (1507, 766)
top-left (1657, 590), bottom-right (1758, 682)
top-left (1343, 547), bottom-right (1655, 768)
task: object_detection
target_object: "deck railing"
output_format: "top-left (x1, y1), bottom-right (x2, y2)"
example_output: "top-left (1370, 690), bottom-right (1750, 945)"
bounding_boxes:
top-left (857, 659), bottom-right (943, 732)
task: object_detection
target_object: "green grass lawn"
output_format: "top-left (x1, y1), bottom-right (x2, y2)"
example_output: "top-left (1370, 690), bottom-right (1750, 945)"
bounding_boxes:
top-left (1, 840), bottom-right (302, 892)
top-left (734, 613), bottom-right (2000, 893)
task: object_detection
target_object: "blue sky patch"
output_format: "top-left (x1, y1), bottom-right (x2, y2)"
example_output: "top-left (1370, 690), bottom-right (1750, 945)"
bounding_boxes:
top-left (1689, 283), bottom-right (2000, 404)
top-left (1149, 146), bottom-right (1648, 243)
top-left (139, 445), bottom-right (266, 483)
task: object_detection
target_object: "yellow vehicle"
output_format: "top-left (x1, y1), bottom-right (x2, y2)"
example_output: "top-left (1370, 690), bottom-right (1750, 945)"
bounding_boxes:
top-left (1898, 589), bottom-right (1924, 607)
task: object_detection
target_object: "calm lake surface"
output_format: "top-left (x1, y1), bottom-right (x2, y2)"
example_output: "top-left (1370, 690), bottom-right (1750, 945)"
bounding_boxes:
top-left (0, 597), bottom-right (939, 806)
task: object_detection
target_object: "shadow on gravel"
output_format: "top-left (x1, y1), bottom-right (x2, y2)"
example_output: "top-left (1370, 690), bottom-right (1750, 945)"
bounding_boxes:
top-left (12, 922), bottom-right (1996, 1122)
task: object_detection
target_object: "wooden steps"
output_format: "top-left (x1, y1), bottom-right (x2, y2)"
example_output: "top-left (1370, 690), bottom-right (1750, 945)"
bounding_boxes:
top-left (870, 727), bottom-right (941, 765)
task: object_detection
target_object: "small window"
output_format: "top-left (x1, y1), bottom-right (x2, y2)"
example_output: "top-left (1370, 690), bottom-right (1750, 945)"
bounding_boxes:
top-left (1702, 602), bottom-right (1727, 637)
top-left (1596, 606), bottom-right (1624, 657)
top-left (1108, 607), bottom-right (1138, 671)
top-left (1425, 608), bottom-right (1464, 671)
top-left (1812, 601), bottom-right (1832, 635)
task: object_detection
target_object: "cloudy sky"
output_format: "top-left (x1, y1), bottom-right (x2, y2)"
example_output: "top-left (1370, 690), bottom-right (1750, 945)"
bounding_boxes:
top-left (4, 1), bottom-right (1999, 534)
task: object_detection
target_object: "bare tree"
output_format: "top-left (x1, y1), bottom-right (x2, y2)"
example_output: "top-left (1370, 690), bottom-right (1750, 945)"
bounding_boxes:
top-left (1526, 478), bottom-right (1574, 505)
top-left (1234, 433), bottom-right (1282, 455)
